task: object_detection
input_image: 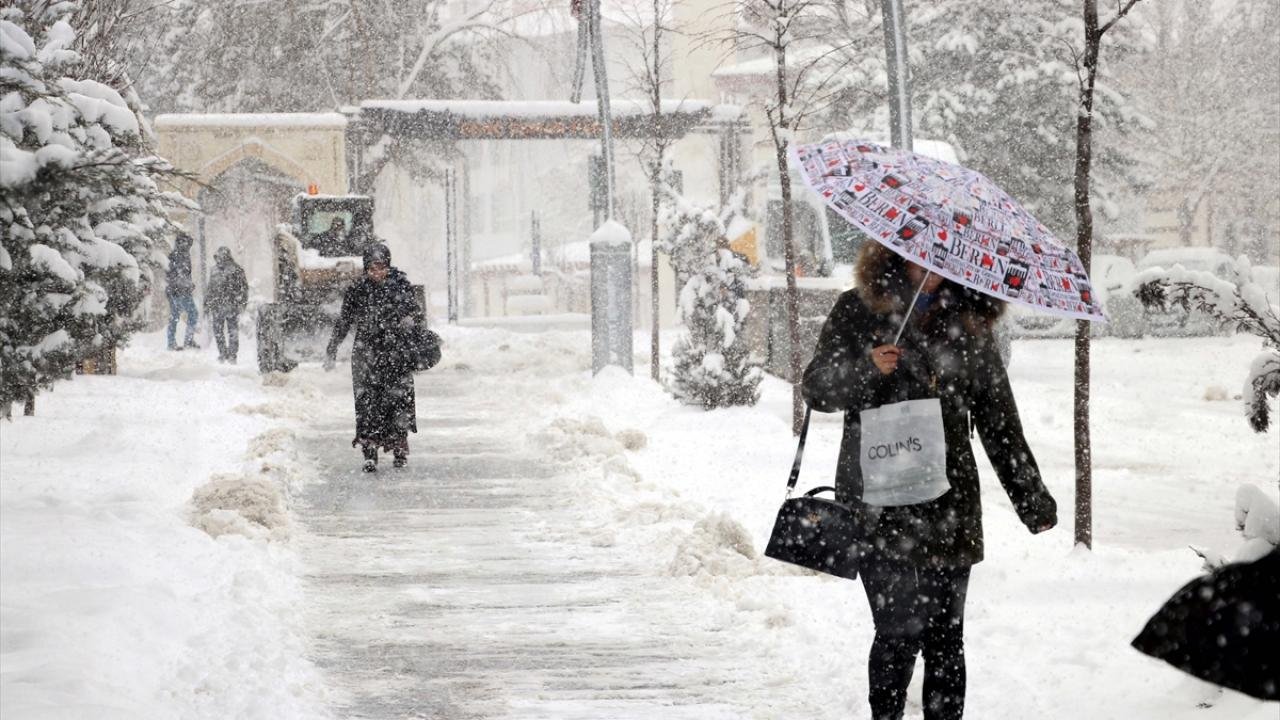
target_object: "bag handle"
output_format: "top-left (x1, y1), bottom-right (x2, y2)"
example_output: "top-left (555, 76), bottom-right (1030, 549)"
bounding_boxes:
top-left (785, 406), bottom-right (813, 498)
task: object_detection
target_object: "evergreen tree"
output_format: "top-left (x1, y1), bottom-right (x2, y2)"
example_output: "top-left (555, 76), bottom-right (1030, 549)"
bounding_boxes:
top-left (1, 2), bottom-right (185, 416)
top-left (662, 192), bottom-right (761, 409)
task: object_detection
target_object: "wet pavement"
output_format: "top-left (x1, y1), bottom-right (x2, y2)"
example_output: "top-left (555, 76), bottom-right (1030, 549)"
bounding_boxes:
top-left (294, 374), bottom-right (759, 719)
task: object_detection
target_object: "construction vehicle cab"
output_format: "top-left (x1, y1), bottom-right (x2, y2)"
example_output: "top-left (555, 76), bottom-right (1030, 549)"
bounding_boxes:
top-left (256, 194), bottom-right (374, 373)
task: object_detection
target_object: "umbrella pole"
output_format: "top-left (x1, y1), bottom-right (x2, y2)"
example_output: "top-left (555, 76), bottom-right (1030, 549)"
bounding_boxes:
top-left (892, 270), bottom-right (931, 345)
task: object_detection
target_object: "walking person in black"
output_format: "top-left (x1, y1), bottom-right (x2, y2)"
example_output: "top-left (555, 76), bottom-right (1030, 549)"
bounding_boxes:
top-left (166, 233), bottom-right (199, 351)
top-left (204, 247), bottom-right (248, 363)
top-left (802, 243), bottom-right (1057, 720)
top-left (324, 243), bottom-right (424, 472)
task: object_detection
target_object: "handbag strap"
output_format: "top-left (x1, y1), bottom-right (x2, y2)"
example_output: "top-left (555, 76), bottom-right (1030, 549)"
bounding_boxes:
top-left (785, 406), bottom-right (813, 497)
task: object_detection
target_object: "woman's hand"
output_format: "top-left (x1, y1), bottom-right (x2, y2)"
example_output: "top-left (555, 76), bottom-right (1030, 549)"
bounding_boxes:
top-left (870, 344), bottom-right (902, 375)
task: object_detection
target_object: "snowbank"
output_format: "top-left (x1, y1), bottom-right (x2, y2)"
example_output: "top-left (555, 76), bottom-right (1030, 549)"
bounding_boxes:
top-left (0, 334), bottom-right (328, 719)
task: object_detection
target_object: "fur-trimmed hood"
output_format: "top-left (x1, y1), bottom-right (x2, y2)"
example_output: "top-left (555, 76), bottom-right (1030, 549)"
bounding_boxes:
top-left (854, 242), bottom-right (1005, 333)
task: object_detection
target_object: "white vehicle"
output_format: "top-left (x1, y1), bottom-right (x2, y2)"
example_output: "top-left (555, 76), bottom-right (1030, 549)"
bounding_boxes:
top-left (1251, 264), bottom-right (1280, 304)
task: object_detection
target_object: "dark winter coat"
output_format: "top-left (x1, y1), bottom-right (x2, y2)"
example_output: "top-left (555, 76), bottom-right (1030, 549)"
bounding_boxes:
top-left (326, 267), bottom-right (424, 450)
top-left (204, 253), bottom-right (248, 317)
top-left (166, 235), bottom-right (195, 297)
top-left (801, 245), bottom-right (1057, 568)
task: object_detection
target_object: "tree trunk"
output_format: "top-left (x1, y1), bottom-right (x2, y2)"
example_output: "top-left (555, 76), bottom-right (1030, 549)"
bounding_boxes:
top-left (1073, 0), bottom-right (1102, 550)
top-left (772, 42), bottom-right (803, 436)
top-left (23, 394), bottom-right (35, 417)
top-left (651, 159), bottom-right (662, 381)
top-left (649, 0), bottom-right (663, 382)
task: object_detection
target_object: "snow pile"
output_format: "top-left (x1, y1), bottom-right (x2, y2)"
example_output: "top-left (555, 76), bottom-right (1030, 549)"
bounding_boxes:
top-left (1234, 484), bottom-right (1280, 561)
top-left (667, 512), bottom-right (762, 579)
top-left (589, 219), bottom-right (631, 247)
top-left (535, 416), bottom-right (629, 463)
top-left (190, 472), bottom-right (291, 542)
top-left (1202, 384), bottom-right (1230, 402)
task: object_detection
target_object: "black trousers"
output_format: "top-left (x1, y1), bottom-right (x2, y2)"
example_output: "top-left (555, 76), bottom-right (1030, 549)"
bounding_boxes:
top-left (212, 314), bottom-right (239, 360)
top-left (861, 556), bottom-right (972, 720)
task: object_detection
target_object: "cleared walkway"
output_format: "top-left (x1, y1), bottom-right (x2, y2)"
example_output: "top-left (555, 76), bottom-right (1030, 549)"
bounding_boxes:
top-left (296, 373), bottom-right (762, 719)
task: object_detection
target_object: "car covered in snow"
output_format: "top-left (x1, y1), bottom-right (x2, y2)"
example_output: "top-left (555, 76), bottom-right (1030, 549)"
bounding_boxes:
top-left (1251, 264), bottom-right (1280, 303)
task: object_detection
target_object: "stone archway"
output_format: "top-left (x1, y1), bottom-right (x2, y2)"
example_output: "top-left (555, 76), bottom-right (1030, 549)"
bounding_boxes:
top-left (198, 139), bottom-right (313, 189)
top-left (154, 113), bottom-right (349, 200)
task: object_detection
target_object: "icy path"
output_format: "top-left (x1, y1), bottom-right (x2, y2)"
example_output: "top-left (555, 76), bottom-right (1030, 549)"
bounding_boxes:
top-left (295, 372), bottom-right (772, 719)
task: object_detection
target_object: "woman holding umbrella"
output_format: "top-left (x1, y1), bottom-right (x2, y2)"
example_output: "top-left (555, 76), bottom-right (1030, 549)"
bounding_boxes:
top-left (788, 140), bottom-right (1098, 720)
top-left (803, 243), bottom-right (1058, 720)
top-left (324, 243), bottom-right (425, 472)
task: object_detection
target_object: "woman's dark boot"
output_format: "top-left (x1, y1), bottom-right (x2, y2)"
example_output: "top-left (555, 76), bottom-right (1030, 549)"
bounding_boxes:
top-left (362, 446), bottom-right (378, 473)
top-left (393, 449), bottom-right (408, 468)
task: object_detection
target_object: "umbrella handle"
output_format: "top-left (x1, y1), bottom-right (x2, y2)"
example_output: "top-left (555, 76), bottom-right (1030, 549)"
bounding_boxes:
top-left (891, 270), bottom-right (931, 345)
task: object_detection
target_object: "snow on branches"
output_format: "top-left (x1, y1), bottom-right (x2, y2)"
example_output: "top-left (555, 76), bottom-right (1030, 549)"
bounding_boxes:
top-left (662, 189), bottom-right (762, 409)
top-left (1, 3), bottom-right (188, 416)
top-left (1134, 257), bottom-right (1280, 432)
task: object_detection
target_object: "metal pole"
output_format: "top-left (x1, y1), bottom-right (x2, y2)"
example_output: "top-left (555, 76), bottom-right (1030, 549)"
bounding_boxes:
top-left (445, 169), bottom-right (458, 324)
top-left (881, 0), bottom-right (913, 151)
top-left (588, 0), bottom-right (616, 220)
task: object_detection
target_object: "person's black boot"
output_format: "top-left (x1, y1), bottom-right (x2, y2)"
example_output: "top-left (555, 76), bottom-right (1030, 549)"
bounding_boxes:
top-left (362, 447), bottom-right (378, 473)
top-left (393, 450), bottom-right (408, 468)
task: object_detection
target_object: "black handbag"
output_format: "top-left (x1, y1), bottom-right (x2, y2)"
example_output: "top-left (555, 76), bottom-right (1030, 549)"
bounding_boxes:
top-left (410, 326), bottom-right (442, 371)
top-left (393, 324), bottom-right (442, 372)
top-left (763, 407), bottom-right (862, 581)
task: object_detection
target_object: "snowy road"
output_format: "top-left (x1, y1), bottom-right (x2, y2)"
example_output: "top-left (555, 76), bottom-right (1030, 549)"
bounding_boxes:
top-left (296, 370), bottom-right (770, 719)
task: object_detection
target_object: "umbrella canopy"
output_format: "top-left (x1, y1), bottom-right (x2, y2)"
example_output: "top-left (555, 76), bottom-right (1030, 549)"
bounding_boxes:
top-left (790, 140), bottom-right (1106, 322)
top-left (1131, 548), bottom-right (1279, 701)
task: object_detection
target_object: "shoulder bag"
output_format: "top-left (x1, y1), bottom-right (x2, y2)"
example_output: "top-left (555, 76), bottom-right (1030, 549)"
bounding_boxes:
top-left (763, 407), bottom-right (862, 581)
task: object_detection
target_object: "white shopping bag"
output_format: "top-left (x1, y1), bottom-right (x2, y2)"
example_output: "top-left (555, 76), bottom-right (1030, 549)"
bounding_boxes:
top-left (859, 398), bottom-right (950, 506)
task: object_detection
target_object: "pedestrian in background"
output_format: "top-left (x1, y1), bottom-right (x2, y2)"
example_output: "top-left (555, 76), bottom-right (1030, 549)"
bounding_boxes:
top-left (204, 247), bottom-right (248, 363)
top-left (166, 233), bottom-right (199, 351)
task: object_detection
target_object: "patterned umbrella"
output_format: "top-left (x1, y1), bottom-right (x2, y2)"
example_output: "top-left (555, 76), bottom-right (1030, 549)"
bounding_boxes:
top-left (790, 139), bottom-right (1106, 323)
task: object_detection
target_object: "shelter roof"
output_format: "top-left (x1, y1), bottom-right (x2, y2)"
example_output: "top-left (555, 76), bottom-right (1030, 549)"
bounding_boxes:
top-left (154, 113), bottom-right (347, 129)
top-left (356, 99), bottom-right (738, 141)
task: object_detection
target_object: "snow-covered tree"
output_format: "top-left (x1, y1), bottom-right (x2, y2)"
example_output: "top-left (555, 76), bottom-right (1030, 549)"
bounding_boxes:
top-left (1, 2), bottom-right (187, 417)
top-left (1134, 257), bottom-right (1280, 433)
top-left (1123, 1), bottom-right (1279, 256)
top-left (663, 191), bottom-right (761, 409)
top-left (819, 0), bottom-right (1151, 240)
top-left (132, 0), bottom-right (509, 114)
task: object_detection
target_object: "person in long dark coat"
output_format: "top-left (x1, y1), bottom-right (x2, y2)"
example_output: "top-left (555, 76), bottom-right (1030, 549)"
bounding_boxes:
top-left (324, 243), bottom-right (423, 472)
top-left (802, 243), bottom-right (1058, 720)
top-left (166, 233), bottom-right (198, 351)
top-left (204, 247), bottom-right (248, 363)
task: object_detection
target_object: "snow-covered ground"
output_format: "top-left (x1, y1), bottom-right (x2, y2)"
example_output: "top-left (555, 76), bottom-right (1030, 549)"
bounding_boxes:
top-left (0, 336), bottom-right (328, 719)
top-left (434, 328), bottom-right (1279, 719)
top-left (2, 327), bottom-right (1276, 718)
